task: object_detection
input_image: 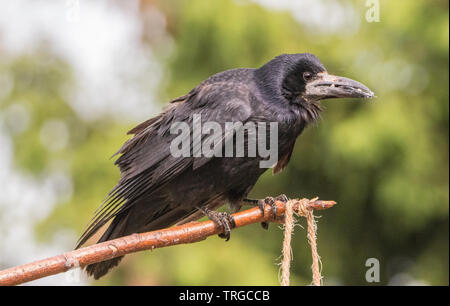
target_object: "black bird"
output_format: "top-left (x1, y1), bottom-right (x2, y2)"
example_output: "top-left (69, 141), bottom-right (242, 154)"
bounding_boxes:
top-left (76, 53), bottom-right (374, 279)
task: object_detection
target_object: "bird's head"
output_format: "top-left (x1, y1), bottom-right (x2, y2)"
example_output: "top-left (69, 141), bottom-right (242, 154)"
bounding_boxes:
top-left (279, 53), bottom-right (374, 104)
top-left (256, 53), bottom-right (374, 110)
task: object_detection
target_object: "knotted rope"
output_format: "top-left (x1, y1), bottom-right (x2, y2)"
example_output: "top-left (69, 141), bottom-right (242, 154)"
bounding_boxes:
top-left (280, 197), bottom-right (322, 286)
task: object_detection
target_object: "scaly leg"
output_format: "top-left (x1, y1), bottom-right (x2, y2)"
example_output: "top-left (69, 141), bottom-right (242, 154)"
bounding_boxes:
top-left (198, 206), bottom-right (236, 241)
top-left (243, 194), bottom-right (289, 230)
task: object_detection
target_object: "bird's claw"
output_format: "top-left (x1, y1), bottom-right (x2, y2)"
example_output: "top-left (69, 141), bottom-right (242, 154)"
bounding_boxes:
top-left (216, 212), bottom-right (236, 241)
top-left (261, 221), bottom-right (269, 230)
top-left (199, 207), bottom-right (236, 241)
top-left (275, 194), bottom-right (289, 203)
top-left (258, 194), bottom-right (288, 218)
top-left (245, 195), bottom-right (288, 230)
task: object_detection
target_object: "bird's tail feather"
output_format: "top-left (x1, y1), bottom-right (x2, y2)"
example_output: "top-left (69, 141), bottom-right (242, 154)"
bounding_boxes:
top-left (86, 255), bottom-right (124, 280)
top-left (84, 213), bottom-right (129, 279)
top-left (82, 203), bottom-right (197, 279)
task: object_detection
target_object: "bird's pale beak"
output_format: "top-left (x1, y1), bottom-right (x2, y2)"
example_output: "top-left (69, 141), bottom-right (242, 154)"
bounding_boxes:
top-left (304, 72), bottom-right (374, 101)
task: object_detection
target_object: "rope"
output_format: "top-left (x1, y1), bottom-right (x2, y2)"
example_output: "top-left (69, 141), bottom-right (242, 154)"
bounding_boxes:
top-left (280, 200), bottom-right (295, 286)
top-left (280, 198), bottom-right (322, 286)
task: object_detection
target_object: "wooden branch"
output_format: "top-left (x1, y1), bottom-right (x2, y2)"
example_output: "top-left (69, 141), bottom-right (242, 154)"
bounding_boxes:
top-left (0, 198), bottom-right (336, 286)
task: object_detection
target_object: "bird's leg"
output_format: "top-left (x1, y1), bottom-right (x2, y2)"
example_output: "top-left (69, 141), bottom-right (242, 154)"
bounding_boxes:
top-left (243, 194), bottom-right (289, 230)
top-left (243, 198), bottom-right (267, 229)
top-left (242, 198), bottom-right (259, 205)
top-left (198, 206), bottom-right (236, 241)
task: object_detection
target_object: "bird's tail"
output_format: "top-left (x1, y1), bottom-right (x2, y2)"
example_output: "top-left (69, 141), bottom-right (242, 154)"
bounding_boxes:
top-left (78, 199), bottom-right (198, 279)
top-left (86, 255), bottom-right (124, 280)
top-left (84, 213), bottom-right (129, 279)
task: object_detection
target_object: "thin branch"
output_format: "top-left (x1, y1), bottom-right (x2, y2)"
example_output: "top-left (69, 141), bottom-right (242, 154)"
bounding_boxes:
top-left (0, 198), bottom-right (336, 286)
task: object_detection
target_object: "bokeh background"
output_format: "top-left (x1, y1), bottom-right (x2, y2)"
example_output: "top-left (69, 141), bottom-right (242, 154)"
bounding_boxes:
top-left (0, 0), bottom-right (448, 285)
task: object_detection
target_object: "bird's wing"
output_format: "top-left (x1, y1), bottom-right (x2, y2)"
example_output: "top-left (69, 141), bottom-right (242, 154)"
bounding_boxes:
top-left (76, 82), bottom-right (253, 248)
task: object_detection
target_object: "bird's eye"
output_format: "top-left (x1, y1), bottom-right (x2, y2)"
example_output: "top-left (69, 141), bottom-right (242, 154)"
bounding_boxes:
top-left (303, 72), bottom-right (313, 81)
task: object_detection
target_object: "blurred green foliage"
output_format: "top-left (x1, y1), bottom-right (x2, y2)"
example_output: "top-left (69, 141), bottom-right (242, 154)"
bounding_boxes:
top-left (0, 0), bottom-right (448, 285)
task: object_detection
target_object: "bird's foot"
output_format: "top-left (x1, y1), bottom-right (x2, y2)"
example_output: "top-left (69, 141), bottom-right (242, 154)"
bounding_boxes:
top-left (199, 206), bottom-right (236, 241)
top-left (243, 198), bottom-right (268, 229)
top-left (243, 194), bottom-right (289, 230)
